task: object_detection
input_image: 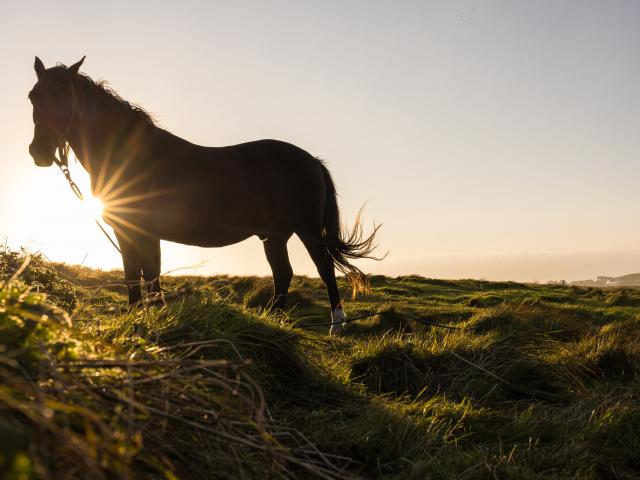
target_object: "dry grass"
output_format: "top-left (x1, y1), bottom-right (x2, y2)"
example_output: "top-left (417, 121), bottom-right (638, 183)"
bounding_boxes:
top-left (2, 249), bottom-right (640, 479)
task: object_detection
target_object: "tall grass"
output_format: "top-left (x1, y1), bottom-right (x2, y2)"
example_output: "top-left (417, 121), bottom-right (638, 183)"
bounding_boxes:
top-left (2, 248), bottom-right (640, 479)
top-left (0, 253), bottom-right (349, 479)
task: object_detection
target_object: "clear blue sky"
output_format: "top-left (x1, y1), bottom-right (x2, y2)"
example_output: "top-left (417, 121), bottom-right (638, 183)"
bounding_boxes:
top-left (1, 1), bottom-right (639, 281)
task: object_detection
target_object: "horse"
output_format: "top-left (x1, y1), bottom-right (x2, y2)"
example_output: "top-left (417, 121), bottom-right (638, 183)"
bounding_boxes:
top-left (28, 56), bottom-right (381, 334)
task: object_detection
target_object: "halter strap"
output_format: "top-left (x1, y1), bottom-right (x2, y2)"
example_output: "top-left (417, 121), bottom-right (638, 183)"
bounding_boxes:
top-left (54, 147), bottom-right (83, 200)
top-left (52, 74), bottom-right (83, 200)
top-left (61, 75), bottom-right (80, 140)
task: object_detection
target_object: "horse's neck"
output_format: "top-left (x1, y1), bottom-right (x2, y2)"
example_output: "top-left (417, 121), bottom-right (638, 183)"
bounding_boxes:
top-left (69, 94), bottom-right (156, 194)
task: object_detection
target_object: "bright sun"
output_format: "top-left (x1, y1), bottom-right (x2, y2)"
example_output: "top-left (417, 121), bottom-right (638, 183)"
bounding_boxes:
top-left (82, 195), bottom-right (105, 220)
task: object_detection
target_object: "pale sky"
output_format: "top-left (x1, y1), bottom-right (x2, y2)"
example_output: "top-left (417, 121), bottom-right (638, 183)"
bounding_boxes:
top-left (1, 1), bottom-right (639, 282)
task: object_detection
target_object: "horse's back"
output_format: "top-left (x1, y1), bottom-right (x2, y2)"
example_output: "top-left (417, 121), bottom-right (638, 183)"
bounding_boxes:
top-left (216, 139), bottom-right (327, 230)
top-left (156, 135), bottom-right (328, 236)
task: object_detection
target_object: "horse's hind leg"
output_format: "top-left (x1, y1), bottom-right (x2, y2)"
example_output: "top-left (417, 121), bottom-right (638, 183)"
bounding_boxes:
top-left (140, 236), bottom-right (164, 306)
top-left (263, 234), bottom-right (293, 311)
top-left (298, 233), bottom-right (345, 335)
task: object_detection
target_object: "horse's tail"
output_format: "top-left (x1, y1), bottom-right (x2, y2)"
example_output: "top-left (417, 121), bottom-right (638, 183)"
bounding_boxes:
top-left (319, 160), bottom-right (383, 298)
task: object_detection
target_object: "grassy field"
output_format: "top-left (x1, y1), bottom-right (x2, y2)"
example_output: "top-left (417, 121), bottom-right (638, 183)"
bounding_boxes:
top-left (1, 249), bottom-right (640, 479)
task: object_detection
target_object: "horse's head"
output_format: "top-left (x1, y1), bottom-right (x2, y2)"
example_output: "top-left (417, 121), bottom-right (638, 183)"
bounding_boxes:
top-left (28, 56), bottom-right (85, 167)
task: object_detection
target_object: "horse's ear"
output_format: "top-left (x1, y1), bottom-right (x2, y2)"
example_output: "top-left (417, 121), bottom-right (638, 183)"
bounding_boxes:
top-left (34, 56), bottom-right (46, 80)
top-left (68, 56), bottom-right (86, 75)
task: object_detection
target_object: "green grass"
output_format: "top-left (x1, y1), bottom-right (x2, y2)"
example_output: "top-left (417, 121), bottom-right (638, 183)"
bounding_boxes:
top-left (2, 249), bottom-right (640, 479)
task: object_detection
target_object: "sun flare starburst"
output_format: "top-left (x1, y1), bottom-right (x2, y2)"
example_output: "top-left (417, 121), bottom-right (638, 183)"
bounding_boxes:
top-left (82, 195), bottom-right (105, 220)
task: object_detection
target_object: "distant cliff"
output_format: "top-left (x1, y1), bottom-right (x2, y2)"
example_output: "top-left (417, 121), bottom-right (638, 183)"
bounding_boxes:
top-left (572, 273), bottom-right (640, 287)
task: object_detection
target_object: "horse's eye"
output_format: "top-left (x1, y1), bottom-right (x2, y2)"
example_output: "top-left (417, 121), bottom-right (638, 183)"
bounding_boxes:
top-left (29, 88), bottom-right (42, 102)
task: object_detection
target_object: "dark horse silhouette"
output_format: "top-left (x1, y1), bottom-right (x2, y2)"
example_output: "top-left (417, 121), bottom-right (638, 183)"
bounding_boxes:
top-left (28, 57), bottom-right (381, 334)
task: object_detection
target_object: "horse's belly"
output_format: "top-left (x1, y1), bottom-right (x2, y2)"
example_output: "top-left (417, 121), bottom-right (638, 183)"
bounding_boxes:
top-left (159, 226), bottom-right (254, 248)
top-left (137, 208), bottom-right (252, 245)
top-left (105, 175), bottom-right (281, 246)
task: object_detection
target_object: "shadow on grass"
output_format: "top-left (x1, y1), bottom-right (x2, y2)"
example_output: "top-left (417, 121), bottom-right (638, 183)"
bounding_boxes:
top-left (349, 339), bottom-right (568, 404)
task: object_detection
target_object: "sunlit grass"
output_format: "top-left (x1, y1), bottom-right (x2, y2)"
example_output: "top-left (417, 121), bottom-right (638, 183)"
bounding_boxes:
top-left (2, 253), bottom-right (640, 479)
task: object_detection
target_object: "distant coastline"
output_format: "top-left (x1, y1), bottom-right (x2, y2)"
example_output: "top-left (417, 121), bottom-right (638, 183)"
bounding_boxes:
top-left (571, 273), bottom-right (640, 287)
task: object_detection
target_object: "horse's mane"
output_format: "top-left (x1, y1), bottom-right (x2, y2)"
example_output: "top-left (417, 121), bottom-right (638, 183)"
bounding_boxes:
top-left (54, 63), bottom-right (156, 126)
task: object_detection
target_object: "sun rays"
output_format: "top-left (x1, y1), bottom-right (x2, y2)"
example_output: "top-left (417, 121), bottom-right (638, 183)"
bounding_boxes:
top-left (81, 194), bottom-right (105, 221)
top-left (75, 129), bottom-right (176, 245)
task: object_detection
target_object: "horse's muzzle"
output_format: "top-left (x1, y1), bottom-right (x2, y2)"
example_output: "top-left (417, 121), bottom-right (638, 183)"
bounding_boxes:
top-left (29, 141), bottom-right (56, 167)
top-left (29, 124), bottom-right (58, 167)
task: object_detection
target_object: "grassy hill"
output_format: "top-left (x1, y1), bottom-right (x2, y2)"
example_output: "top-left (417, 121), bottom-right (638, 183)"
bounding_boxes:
top-left (1, 249), bottom-right (640, 479)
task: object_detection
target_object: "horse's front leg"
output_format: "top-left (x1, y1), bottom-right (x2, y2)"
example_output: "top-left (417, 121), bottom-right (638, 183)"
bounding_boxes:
top-left (114, 229), bottom-right (143, 306)
top-left (140, 236), bottom-right (164, 306)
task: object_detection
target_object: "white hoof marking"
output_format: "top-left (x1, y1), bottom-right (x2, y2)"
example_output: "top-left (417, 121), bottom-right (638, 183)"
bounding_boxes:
top-left (330, 308), bottom-right (346, 336)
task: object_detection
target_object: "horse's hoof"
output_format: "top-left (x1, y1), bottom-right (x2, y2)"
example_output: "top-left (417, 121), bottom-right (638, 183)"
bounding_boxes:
top-left (330, 308), bottom-right (346, 336)
top-left (146, 293), bottom-right (166, 308)
top-left (329, 324), bottom-right (344, 336)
